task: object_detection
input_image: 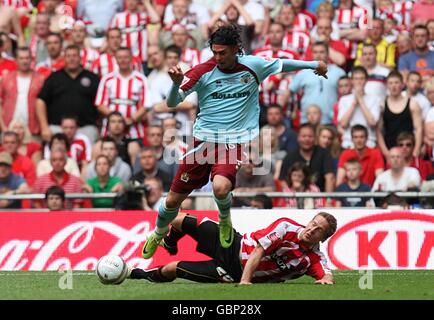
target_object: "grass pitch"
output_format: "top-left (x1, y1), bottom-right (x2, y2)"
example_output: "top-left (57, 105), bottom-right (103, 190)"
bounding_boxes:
top-left (0, 270), bottom-right (433, 300)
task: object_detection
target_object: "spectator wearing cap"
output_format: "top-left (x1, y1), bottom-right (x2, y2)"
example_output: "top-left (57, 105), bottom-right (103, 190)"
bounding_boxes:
top-left (33, 149), bottom-right (83, 209)
top-left (0, 47), bottom-right (45, 138)
top-left (1, 131), bottom-right (36, 187)
top-left (45, 185), bottom-right (65, 211)
top-left (36, 45), bottom-right (100, 144)
top-left (0, 151), bottom-right (29, 209)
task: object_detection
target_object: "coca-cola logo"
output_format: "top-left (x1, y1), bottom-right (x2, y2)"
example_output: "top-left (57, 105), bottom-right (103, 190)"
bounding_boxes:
top-left (327, 212), bottom-right (434, 270)
top-left (0, 221), bottom-right (152, 271)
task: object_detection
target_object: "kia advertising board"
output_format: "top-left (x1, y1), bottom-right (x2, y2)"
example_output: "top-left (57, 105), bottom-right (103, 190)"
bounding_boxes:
top-left (0, 209), bottom-right (433, 271)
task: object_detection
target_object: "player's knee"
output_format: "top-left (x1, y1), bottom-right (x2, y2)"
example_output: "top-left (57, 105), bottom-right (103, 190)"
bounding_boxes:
top-left (162, 261), bottom-right (179, 278)
top-left (212, 181), bottom-right (232, 199)
top-left (165, 192), bottom-right (186, 209)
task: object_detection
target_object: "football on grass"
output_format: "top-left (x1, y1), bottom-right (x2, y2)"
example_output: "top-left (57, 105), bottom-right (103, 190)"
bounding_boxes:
top-left (95, 255), bottom-right (129, 285)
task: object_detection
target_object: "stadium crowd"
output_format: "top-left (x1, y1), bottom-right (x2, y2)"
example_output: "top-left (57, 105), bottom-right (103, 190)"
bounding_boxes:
top-left (0, 0), bottom-right (433, 210)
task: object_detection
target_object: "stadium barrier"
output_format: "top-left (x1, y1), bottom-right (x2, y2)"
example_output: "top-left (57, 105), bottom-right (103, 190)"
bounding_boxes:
top-left (0, 209), bottom-right (433, 271)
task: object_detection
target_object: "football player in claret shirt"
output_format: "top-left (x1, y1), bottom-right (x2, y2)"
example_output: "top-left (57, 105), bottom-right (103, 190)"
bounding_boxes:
top-left (129, 212), bottom-right (337, 284)
top-left (141, 24), bottom-right (328, 259)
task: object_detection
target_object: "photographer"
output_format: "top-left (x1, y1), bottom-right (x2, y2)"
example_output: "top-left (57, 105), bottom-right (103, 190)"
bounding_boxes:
top-left (114, 177), bottom-right (163, 210)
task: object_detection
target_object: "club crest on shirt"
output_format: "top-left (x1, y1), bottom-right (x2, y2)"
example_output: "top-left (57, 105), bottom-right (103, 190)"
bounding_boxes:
top-left (240, 74), bottom-right (251, 84)
top-left (80, 77), bottom-right (91, 87)
top-left (180, 172), bottom-right (189, 183)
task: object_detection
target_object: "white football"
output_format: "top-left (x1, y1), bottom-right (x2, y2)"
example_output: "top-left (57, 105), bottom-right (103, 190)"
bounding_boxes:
top-left (95, 255), bottom-right (129, 285)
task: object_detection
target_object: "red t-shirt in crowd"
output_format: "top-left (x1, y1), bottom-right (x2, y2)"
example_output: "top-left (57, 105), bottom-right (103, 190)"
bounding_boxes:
top-left (338, 147), bottom-right (385, 186)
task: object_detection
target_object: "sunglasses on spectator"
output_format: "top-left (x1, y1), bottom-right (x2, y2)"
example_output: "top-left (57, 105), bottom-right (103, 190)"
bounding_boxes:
top-left (398, 142), bottom-right (413, 147)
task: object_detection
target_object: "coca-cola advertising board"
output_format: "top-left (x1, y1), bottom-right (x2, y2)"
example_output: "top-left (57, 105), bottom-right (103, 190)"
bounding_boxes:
top-left (0, 209), bottom-right (433, 271)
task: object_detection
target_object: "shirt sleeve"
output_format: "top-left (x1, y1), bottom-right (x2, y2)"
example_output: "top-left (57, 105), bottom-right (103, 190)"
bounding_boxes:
top-left (94, 76), bottom-right (109, 106)
top-left (37, 75), bottom-right (53, 104)
top-left (288, 72), bottom-right (302, 93)
top-left (306, 250), bottom-right (332, 280)
top-left (245, 55), bottom-right (283, 82)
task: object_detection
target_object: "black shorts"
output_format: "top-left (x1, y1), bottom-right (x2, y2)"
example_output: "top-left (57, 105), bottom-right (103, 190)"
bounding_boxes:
top-left (178, 220), bottom-right (243, 283)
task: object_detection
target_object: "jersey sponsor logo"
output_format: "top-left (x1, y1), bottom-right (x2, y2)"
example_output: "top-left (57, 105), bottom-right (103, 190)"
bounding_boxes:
top-left (267, 232), bottom-right (280, 243)
top-left (211, 91), bottom-right (251, 99)
top-left (109, 98), bottom-right (139, 105)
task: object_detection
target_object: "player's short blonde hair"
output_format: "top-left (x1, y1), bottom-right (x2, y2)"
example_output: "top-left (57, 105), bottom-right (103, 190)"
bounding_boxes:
top-left (315, 212), bottom-right (337, 240)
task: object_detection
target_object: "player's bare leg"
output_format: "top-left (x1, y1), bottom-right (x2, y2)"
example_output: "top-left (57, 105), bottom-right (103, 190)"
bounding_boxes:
top-left (212, 175), bottom-right (234, 248)
top-left (142, 191), bottom-right (189, 259)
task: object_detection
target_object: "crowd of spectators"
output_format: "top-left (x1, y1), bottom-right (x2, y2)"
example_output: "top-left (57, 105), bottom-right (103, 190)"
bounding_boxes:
top-left (0, 0), bottom-right (433, 210)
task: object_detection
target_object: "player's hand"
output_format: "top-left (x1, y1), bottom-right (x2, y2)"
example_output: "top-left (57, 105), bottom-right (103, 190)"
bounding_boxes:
top-left (314, 61), bottom-right (328, 79)
top-left (315, 278), bottom-right (334, 285)
top-left (168, 65), bottom-right (184, 86)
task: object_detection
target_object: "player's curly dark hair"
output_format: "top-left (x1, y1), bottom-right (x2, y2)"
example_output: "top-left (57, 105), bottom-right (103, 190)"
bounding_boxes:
top-left (208, 24), bottom-right (243, 55)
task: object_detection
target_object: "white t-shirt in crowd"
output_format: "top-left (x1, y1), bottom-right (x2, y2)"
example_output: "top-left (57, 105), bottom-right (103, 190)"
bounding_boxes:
top-left (402, 91), bottom-right (432, 120)
top-left (365, 64), bottom-right (390, 101)
top-left (425, 107), bottom-right (434, 123)
top-left (237, 1), bottom-right (264, 25)
top-left (372, 167), bottom-right (421, 192)
top-left (12, 76), bottom-right (31, 124)
top-left (337, 93), bottom-right (382, 148)
top-left (163, 2), bottom-right (210, 27)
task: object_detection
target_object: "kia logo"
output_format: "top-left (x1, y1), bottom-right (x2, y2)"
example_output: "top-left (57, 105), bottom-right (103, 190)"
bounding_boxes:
top-left (327, 212), bottom-right (434, 270)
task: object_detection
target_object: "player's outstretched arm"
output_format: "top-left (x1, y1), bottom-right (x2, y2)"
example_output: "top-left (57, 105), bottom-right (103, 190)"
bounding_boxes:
top-left (239, 244), bottom-right (265, 285)
top-left (281, 59), bottom-right (328, 79)
top-left (167, 65), bottom-right (185, 108)
top-left (315, 273), bottom-right (334, 285)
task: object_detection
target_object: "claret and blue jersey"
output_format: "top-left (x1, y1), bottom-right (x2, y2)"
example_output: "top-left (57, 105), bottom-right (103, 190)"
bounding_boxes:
top-left (179, 55), bottom-right (283, 144)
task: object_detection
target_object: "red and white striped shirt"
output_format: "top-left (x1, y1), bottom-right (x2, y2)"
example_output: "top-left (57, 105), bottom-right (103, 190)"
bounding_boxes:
top-left (181, 48), bottom-right (201, 70)
top-left (253, 47), bottom-right (298, 107)
top-left (80, 47), bottom-right (100, 71)
top-left (43, 133), bottom-right (92, 163)
top-left (264, 31), bottom-right (310, 58)
top-left (35, 57), bottom-right (65, 78)
top-left (241, 218), bottom-right (331, 283)
top-left (294, 11), bottom-right (316, 32)
top-left (95, 70), bottom-right (151, 139)
top-left (335, 5), bottom-right (369, 59)
top-left (110, 11), bottom-right (151, 62)
top-left (393, 1), bottom-right (413, 30)
top-left (1, 0), bottom-right (32, 9)
top-left (90, 52), bottom-right (143, 78)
